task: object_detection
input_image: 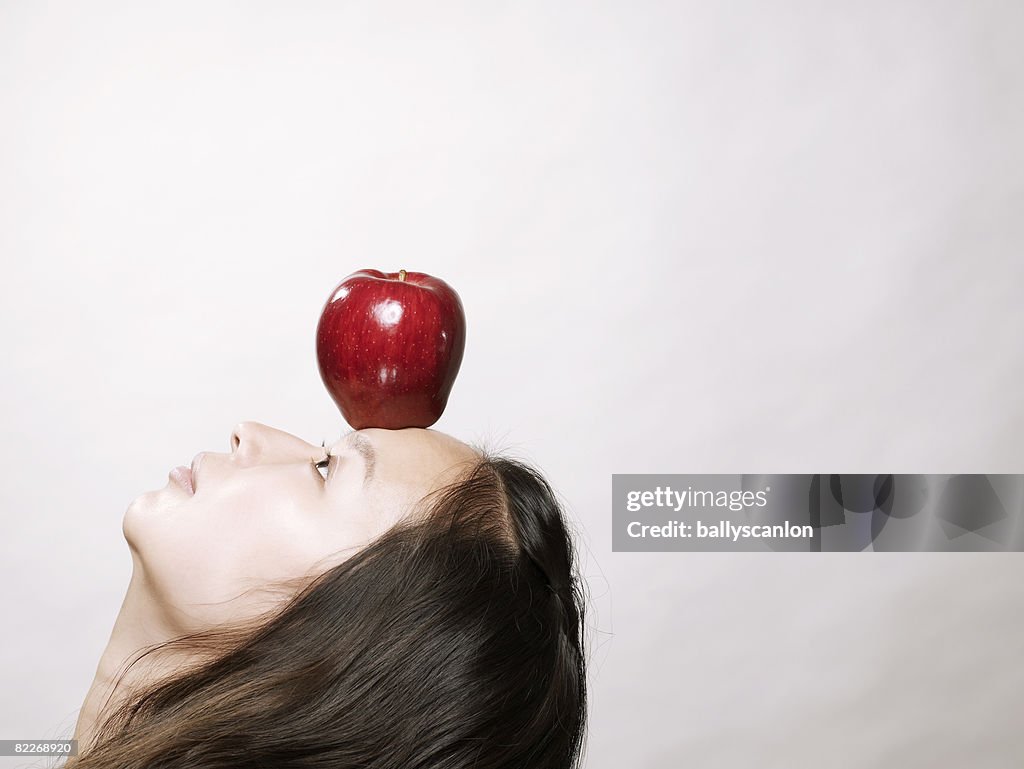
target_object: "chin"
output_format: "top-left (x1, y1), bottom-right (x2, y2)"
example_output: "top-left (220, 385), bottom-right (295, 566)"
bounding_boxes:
top-left (122, 487), bottom-right (168, 550)
top-left (122, 493), bottom-right (148, 551)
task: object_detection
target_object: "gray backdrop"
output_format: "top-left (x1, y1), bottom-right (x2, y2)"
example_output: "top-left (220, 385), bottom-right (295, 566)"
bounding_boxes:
top-left (2, 2), bottom-right (1022, 767)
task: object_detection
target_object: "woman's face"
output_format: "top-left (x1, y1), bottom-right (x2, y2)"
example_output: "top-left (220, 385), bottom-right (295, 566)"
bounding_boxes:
top-left (123, 421), bottom-right (481, 633)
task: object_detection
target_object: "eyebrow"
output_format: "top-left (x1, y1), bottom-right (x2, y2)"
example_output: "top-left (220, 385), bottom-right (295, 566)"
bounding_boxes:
top-left (340, 430), bottom-right (376, 487)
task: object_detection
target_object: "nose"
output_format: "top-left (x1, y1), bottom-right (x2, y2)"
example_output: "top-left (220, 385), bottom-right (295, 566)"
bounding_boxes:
top-left (229, 421), bottom-right (323, 465)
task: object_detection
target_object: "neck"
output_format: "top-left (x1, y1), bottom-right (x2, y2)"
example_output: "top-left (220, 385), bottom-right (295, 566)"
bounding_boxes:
top-left (74, 572), bottom-right (186, 752)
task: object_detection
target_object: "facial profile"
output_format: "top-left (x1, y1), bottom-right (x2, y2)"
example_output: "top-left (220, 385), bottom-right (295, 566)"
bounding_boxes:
top-left (122, 421), bottom-right (482, 634)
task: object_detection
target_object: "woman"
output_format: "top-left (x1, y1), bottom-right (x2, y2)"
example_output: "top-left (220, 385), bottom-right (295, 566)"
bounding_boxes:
top-left (70, 421), bottom-right (587, 769)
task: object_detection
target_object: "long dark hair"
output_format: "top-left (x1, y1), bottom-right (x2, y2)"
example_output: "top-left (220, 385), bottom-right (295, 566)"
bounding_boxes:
top-left (69, 453), bottom-right (588, 769)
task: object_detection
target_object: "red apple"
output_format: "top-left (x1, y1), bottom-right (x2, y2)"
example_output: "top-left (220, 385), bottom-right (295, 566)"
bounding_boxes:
top-left (315, 269), bottom-right (466, 429)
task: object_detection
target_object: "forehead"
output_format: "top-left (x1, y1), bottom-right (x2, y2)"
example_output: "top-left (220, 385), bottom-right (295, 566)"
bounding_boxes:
top-left (340, 428), bottom-right (481, 527)
top-left (371, 427), bottom-right (477, 460)
top-left (336, 427), bottom-right (480, 479)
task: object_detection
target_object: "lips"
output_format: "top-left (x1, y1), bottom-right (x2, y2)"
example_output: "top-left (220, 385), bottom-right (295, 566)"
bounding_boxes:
top-left (190, 453), bottom-right (204, 492)
top-left (170, 465), bottom-right (194, 494)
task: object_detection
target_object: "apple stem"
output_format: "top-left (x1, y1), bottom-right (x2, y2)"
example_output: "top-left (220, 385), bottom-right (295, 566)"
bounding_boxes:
top-left (398, 269), bottom-right (407, 281)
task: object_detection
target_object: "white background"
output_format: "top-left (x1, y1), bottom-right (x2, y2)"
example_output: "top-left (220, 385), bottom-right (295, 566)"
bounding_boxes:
top-left (2, 2), bottom-right (1023, 767)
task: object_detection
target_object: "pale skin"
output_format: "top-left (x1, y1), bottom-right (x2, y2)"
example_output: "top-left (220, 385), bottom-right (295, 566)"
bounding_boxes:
top-left (74, 421), bottom-right (482, 750)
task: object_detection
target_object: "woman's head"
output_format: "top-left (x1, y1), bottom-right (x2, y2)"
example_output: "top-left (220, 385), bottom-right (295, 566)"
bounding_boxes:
top-left (122, 422), bottom-right (483, 632)
top-left (86, 421), bottom-right (587, 769)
